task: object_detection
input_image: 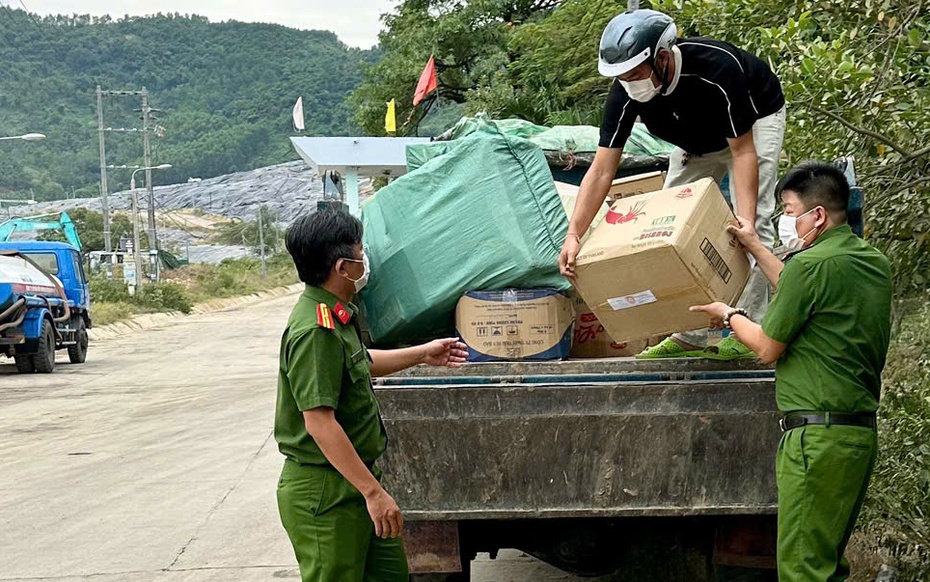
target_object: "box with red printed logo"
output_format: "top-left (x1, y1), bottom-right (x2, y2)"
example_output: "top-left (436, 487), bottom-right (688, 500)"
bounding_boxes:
top-left (569, 292), bottom-right (647, 358)
top-left (573, 178), bottom-right (750, 344)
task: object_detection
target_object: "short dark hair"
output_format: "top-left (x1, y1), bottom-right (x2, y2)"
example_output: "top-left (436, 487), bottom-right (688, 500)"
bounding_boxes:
top-left (776, 161), bottom-right (850, 219)
top-left (285, 210), bottom-right (363, 286)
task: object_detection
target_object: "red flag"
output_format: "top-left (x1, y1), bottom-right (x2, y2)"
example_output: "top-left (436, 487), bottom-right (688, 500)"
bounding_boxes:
top-left (413, 55), bottom-right (438, 106)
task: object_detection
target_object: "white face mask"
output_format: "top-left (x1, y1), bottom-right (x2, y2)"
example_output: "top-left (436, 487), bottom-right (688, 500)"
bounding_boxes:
top-left (778, 207), bottom-right (821, 252)
top-left (619, 76), bottom-right (661, 102)
top-left (342, 252), bottom-right (370, 293)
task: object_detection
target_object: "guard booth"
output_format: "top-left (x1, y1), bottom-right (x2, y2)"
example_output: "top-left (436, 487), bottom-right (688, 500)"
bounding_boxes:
top-left (290, 137), bottom-right (430, 216)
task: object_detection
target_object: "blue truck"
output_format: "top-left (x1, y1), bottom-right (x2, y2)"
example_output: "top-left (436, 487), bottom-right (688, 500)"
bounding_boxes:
top-left (0, 213), bottom-right (91, 373)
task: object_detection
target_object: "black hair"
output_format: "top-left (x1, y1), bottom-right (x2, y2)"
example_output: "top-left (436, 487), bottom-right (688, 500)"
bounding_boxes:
top-left (776, 161), bottom-right (850, 219)
top-left (285, 210), bottom-right (363, 286)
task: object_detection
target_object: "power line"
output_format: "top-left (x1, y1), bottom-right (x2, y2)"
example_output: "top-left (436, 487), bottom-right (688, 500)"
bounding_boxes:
top-left (157, 211), bottom-right (211, 241)
top-left (0, 4), bottom-right (40, 64)
top-left (0, 6), bottom-right (46, 79)
top-left (1, 2), bottom-right (68, 74)
top-left (7, 1), bottom-right (42, 32)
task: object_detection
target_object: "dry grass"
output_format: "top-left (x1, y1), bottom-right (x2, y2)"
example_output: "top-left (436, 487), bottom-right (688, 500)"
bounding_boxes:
top-left (89, 255), bottom-right (297, 327)
top-left (90, 302), bottom-right (139, 327)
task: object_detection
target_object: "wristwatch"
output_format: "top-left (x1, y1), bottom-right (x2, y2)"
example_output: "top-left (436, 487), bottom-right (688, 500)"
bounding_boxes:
top-left (723, 307), bottom-right (749, 329)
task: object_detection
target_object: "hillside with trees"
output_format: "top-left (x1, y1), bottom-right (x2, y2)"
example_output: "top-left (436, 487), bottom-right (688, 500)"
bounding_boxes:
top-left (0, 10), bottom-right (377, 201)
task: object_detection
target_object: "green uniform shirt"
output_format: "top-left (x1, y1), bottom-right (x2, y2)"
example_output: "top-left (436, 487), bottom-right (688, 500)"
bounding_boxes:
top-left (275, 286), bottom-right (387, 466)
top-left (761, 224), bottom-right (892, 414)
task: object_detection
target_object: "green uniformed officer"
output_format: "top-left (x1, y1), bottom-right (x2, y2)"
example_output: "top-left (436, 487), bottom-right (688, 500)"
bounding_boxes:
top-left (691, 161), bottom-right (892, 581)
top-left (276, 210), bottom-right (468, 582)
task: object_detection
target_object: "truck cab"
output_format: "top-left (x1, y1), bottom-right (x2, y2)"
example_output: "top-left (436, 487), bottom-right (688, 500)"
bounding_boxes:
top-left (0, 241), bottom-right (91, 373)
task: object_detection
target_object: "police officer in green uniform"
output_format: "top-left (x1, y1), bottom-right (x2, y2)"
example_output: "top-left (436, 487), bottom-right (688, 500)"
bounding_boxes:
top-left (691, 161), bottom-right (892, 581)
top-left (276, 210), bottom-right (468, 582)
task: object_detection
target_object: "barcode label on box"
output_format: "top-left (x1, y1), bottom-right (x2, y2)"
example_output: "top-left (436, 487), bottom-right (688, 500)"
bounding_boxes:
top-left (608, 290), bottom-right (657, 311)
top-left (700, 238), bottom-right (732, 283)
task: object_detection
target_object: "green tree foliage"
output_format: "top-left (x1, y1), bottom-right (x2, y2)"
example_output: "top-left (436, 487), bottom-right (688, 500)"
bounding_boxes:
top-left (466, 0), bottom-right (626, 126)
top-left (0, 11), bottom-right (377, 201)
top-left (88, 273), bottom-right (191, 313)
top-left (349, 0), bottom-right (560, 135)
top-left (860, 300), bottom-right (930, 578)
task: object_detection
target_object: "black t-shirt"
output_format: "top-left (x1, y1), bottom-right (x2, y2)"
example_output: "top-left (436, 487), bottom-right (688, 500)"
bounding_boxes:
top-left (599, 37), bottom-right (785, 155)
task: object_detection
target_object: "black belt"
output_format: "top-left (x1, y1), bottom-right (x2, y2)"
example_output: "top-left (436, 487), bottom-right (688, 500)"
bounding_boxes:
top-left (779, 412), bottom-right (876, 432)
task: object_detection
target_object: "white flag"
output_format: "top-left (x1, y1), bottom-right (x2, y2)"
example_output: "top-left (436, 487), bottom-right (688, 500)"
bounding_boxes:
top-left (292, 96), bottom-right (305, 132)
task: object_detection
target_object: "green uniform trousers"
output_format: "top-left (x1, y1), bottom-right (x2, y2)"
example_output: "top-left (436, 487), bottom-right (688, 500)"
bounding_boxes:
top-left (776, 424), bottom-right (877, 582)
top-left (277, 459), bottom-right (409, 582)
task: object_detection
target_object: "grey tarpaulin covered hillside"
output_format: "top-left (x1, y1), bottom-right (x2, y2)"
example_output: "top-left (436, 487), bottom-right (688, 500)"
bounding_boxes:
top-left (6, 162), bottom-right (370, 262)
top-left (10, 161), bottom-right (326, 225)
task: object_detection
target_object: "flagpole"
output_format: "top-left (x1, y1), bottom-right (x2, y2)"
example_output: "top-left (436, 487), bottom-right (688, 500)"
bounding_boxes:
top-left (410, 94), bottom-right (438, 137)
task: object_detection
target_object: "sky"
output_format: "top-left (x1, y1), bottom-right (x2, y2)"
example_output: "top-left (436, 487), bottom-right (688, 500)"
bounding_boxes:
top-left (20, 0), bottom-right (397, 48)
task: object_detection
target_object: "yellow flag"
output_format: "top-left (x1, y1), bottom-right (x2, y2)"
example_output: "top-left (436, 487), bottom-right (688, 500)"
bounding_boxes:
top-left (385, 99), bottom-right (397, 133)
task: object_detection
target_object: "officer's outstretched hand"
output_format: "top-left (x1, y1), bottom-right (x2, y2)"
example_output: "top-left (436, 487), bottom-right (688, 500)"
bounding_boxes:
top-left (422, 338), bottom-right (469, 368)
top-left (366, 488), bottom-right (404, 538)
top-left (689, 302), bottom-right (730, 330)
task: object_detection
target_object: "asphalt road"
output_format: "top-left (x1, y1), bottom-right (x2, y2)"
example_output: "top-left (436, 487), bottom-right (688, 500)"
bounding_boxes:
top-left (0, 292), bottom-right (588, 581)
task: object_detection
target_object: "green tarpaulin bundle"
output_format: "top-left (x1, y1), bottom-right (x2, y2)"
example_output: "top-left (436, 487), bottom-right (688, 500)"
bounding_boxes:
top-left (408, 115), bottom-right (674, 180)
top-left (361, 124), bottom-right (570, 347)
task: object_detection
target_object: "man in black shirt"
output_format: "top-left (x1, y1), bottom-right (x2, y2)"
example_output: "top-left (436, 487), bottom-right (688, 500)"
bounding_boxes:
top-left (559, 9), bottom-right (786, 360)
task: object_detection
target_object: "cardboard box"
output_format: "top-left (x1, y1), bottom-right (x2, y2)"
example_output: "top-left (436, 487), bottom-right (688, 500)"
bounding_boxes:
top-left (555, 181), bottom-right (608, 244)
top-left (570, 293), bottom-right (647, 358)
top-left (456, 289), bottom-right (574, 362)
top-left (607, 171), bottom-right (666, 202)
top-left (573, 178), bottom-right (750, 343)
top-left (556, 174), bottom-right (666, 241)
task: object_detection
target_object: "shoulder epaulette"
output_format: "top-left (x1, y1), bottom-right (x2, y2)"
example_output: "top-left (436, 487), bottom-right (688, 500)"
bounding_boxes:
top-left (316, 303), bottom-right (335, 330)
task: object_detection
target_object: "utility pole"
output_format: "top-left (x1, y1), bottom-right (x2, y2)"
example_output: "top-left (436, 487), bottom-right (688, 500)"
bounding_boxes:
top-left (96, 85), bottom-right (111, 252)
top-left (130, 179), bottom-right (144, 296)
top-left (141, 87), bottom-right (159, 282)
top-left (258, 206), bottom-right (267, 279)
top-left (97, 87), bottom-right (166, 277)
top-left (97, 87), bottom-right (169, 288)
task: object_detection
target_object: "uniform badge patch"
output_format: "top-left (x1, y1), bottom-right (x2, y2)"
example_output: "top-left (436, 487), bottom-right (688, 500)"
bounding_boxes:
top-left (316, 303), bottom-right (335, 330)
top-left (333, 302), bottom-right (351, 325)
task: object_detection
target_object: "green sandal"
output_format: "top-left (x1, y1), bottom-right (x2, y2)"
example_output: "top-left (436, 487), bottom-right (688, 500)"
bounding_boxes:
top-left (701, 337), bottom-right (758, 361)
top-left (635, 338), bottom-right (706, 359)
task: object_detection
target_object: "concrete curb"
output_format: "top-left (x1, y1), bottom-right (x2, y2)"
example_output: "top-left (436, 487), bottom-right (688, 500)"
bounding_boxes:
top-left (88, 283), bottom-right (303, 342)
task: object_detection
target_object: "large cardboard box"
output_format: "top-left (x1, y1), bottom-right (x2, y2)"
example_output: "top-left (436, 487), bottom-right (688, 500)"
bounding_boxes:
top-left (456, 289), bottom-right (574, 362)
top-left (573, 178), bottom-right (751, 343)
top-left (607, 171), bottom-right (666, 202)
top-left (570, 293), bottom-right (647, 358)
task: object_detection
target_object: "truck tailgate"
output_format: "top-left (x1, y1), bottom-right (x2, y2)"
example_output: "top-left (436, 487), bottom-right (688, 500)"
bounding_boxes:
top-left (374, 358), bottom-right (778, 520)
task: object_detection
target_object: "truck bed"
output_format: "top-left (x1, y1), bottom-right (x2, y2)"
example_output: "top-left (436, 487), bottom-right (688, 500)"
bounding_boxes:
top-left (374, 357), bottom-right (778, 520)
